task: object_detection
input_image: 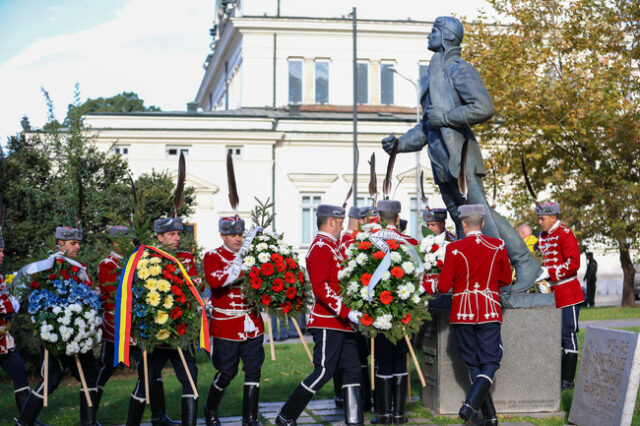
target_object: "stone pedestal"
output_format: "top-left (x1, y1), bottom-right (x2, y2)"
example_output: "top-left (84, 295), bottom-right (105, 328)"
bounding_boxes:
top-left (420, 303), bottom-right (562, 414)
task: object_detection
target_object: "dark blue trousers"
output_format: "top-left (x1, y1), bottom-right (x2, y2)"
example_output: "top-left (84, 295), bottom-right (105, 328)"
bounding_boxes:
top-left (561, 304), bottom-right (580, 353)
top-left (132, 346), bottom-right (198, 400)
top-left (211, 335), bottom-right (265, 389)
top-left (0, 348), bottom-right (29, 391)
top-left (302, 329), bottom-right (360, 393)
top-left (453, 322), bottom-right (502, 383)
top-left (96, 340), bottom-right (143, 389)
top-left (375, 335), bottom-right (408, 377)
top-left (32, 347), bottom-right (99, 397)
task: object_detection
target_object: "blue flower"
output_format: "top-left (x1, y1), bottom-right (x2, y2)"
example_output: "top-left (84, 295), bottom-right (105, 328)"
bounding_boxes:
top-left (139, 332), bottom-right (148, 339)
top-left (138, 322), bottom-right (149, 331)
top-left (133, 304), bottom-right (146, 318)
top-left (132, 286), bottom-right (144, 299)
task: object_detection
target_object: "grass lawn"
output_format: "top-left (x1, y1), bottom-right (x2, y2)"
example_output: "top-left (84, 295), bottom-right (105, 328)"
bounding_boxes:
top-left (1, 328), bottom-right (638, 425)
top-left (579, 305), bottom-right (640, 321)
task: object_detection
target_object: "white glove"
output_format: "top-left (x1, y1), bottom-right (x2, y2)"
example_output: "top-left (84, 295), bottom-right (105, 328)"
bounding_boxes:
top-left (535, 267), bottom-right (550, 282)
top-left (419, 284), bottom-right (426, 294)
top-left (347, 310), bottom-right (362, 324)
top-left (10, 296), bottom-right (20, 313)
top-left (538, 283), bottom-right (549, 294)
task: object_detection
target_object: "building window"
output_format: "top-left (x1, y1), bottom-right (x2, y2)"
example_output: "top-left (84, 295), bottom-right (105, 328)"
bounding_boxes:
top-left (357, 62), bottom-right (368, 104)
top-left (114, 146), bottom-right (129, 155)
top-left (288, 59), bottom-right (303, 104)
top-left (410, 196), bottom-right (420, 240)
top-left (381, 63), bottom-right (395, 105)
top-left (183, 223), bottom-right (197, 240)
top-left (167, 147), bottom-right (190, 157)
top-left (301, 194), bottom-right (322, 246)
top-left (356, 196), bottom-right (374, 207)
top-left (315, 60), bottom-right (329, 104)
top-left (226, 145), bottom-right (243, 158)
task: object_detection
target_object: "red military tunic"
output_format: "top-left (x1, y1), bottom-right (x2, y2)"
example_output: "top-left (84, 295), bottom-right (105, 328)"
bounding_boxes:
top-left (431, 231), bottom-right (512, 324)
top-left (97, 251), bottom-right (123, 342)
top-left (306, 232), bottom-right (353, 332)
top-left (176, 251), bottom-right (204, 293)
top-left (0, 274), bottom-right (17, 355)
top-left (339, 230), bottom-right (357, 259)
top-left (383, 225), bottom-right (419, 246)
top-left (203, 245), bottom-right (264, 341)
top-left (538, 221), bottom-right (584, 308)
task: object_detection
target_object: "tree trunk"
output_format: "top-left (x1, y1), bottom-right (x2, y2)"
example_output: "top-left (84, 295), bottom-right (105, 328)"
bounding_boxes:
top-left (618, 239), bottom-right (636, 307)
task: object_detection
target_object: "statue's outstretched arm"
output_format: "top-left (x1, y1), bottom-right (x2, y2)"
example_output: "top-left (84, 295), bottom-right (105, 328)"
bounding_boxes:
top-left (382, 122), bottom-right (427, 154)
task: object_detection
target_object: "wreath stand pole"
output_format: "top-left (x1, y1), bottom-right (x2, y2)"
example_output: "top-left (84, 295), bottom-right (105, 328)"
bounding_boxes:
top-left (291, 317), bottom-right (312, 363)
top-left (370, 337), bottom-right (375, 391)
top-left (403, 333), bottom-right (426, 387)
top-left (43, 349), bottom-right (49, 407)
top-left (266, 316), bottom-right (276, 361)
top-left (406, 356), bottom-right (412, 402)
top-left (75, 355), bottom-right (93, 407)
top-left (143, 350), bottom-right (150, 404)
top-left (178, 348), bottom-right (199, 398)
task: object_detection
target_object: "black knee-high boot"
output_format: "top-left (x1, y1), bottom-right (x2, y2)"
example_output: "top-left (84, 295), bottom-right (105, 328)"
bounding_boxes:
top-left (481, 393), bottom-right (498, 426)
top-left (181, 396), bottom-right (198, 426)
top-left (204, 383), bottom-right (225, 426)
top-left (275, 384), bottom-right (314, 426)
top-left (15, 392), bottom-right (44, 426)
top-left (150, 379), bottom-right (179, 425)
top-left (392, 375), bottom-right (408, 424)
top-left (459, 377), bottom-right (492, 422)
top-left (242, 384), bottom-right (262, 426)
top-left (125, 396), bottom-right (146, 426)
top-left (343, 385), bottom-right (364, 426)
top-left (561, 352), bottom-right (578, 390)
top-left (370, 377), bottom-right (392, 425)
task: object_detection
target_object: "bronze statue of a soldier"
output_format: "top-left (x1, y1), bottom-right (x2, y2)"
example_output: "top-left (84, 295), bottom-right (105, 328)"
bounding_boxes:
top-left (382, 16), bottom-right (541, 292)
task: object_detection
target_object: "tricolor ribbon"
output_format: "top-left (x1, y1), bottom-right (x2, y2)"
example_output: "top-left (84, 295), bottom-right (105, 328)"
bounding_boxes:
top-left (113, 245), bottom-right (210, 367)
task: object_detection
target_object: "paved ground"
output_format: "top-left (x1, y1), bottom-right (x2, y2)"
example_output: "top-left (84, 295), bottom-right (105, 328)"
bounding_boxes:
top-left (582, 318), bottom-right (640, 328)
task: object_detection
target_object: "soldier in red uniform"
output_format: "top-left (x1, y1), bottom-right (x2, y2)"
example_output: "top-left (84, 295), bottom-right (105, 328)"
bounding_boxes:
top-left (202, 215), bottom-right (265, 426)
top-left (534, 201), bottom-right (584, 390)
top-left (276, 205), bottom-right (363, 426)
top-left (126, 217), bottom-right (201, 426)
top-left (370, 200), bottom-right (418, 425)
top-left (426, 204), bottom-right (511, 425)
top-left (423, 208), bottom-right (456, 242)
top-left (96, 226), bottom-right (177, 426)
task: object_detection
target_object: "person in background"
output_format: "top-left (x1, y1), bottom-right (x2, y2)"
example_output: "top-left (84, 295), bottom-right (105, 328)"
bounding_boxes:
top-left (517, 224), bottom-right (538, 254)
top-left (584, 252), bottom-right (598, 308)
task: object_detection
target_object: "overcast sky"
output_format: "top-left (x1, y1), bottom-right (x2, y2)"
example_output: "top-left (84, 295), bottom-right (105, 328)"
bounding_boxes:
top-left (0, 0), bottom-right (213, 144)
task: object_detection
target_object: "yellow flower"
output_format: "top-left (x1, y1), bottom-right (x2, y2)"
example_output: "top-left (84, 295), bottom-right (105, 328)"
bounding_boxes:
top-left (155, 310), bottom-right (169, 325)
top-left (141, 250), bottom-right (149, 258)
top-left (5, 274), bottom-right (14, 284)
top-left (149, 257), bottom-right (162, 264)
top-left (137, 267), bottom-right (151, 280)
top-left (145, 290), bottom-right (161, 307)
top-left (138, 259), bottom-right (149, 268)
top-left (163, 295), bottom-right (174, 309)
top-left (149, 265), bottom-right (162, 276)
top-left (156, 329), bottom-right (170, 340)
top-left (144, 279), bottom-right (157, 291)
top-left (157, 279), bottom-right (171, 292)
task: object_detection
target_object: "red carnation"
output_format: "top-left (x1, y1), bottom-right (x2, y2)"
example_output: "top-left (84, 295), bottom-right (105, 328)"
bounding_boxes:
top-left (431, 243), bottom-right (440, 253)
top-left (56, 258), bottom-right (64, 264)
top-left (71, 265), bottom-right (80, 273)
top-left (284, 272), bottom-right (296, 284)
top-left (296, 299), bottom-right (303, 311)
top-left (271, 253), bottom-right (284, 263)
top-left (251, 277), bottom-right (263, 289)
top-left (286, 258), bottom-right (297, 269)
top-left (261, 263), bottom-right (275, 276)
top-left (391, 266), bottom-right (405, 279)
top-left (436, 259), bottom-right (444, 269)
top-left (72, 276), bottom-right (80, 283)
top-left (373, 250), bottom-right (385, 260)
top-left (281, 302), bottom-right (292, 314)
top-left (170, 307), bottom-right (183, 320)
top-left (48, 273), bottom-right (57, 280)
top-left (276, 262), bottom-right (287, 273)
top-left (105, 302), bottom-right (116, 311)
top-left (298, 271), bottom-right (305, 283)
top-left (165, 264), bottom-right (176, 273)
top-left (358, 241), bottom-right (372, 250)
top-left (286, 287), bottom-right (297, 300)
top-left (177, 323), bottom-right (186, 336)
top-left (30, 280), bottom-right (39, 289)
top-left (387, 240), bottom-right (399, 250)
top-left (380, 290), bottom-right (393, 305)
top-left (272, 278), bottom-right (285, 293)
top-left (361, 273), bottom-right (372, 286)
top-left (60, 270), bottom-right (69, 279)
top-left (250, 267), bottom-right (260, 278)
top-left (261, 295), bottom-right (272, 306)
top-left (401, 313), bottom-right (412, 324)
top-left (104, 285), bottom-right (116, 294)
top-left (360, 314), bottom-right (374, 327)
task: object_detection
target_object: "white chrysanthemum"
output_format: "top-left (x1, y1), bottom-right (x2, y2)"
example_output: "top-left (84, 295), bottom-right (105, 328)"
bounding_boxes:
top-left (347, 260), bottom-right (357, 269)
top-left (419, 236), bottom-right (436, 253)
top-left (280, 246), bottom-right (291, 255)
top-left (436, 246), bottom-right (447, 260)
top-left (69, 303), bottom-right (82, 313)
top-left (47, 333), bottom-right (59, 343)
top-left (256, 242), bottom-right (268, 252)
top-left (406, 283), bottom-right (415, 293)
top-left (345, 249), bottom-right (354, 259)
top-left (337, 269), bottom-right (349, 281)
top-left (66, 342), bottom-right (80, 355)
top-left (59, 315), bottom-right (71, 326)
top-left (52, 306), bottom-right (62, 315)
top-left (424, 299), bottom-right (430, 308)
top-left (268, 244), bottom-right (278, 252)
top-left (355, 253), bottom-right (368, 266)
top-left (397, 285), bottom-right (411, 300)
top-left (373, 314), bottom-right (393, 330)
top-left (412, 294), bottom-right (421, 304)
top-left (360, 286), bottom-right (371, 300)
top-left (400, 245), bottom-right (410, 253)
top-left (402, 261), bottom-right (415, 274)
top-left (390, 252), bottom-right (402, 264)
top-left (347, 281), bottom-right (359, 295)
top-left (258, 235), bottom-right (269, 241)
top-left (356, 232), bottom-right (368, 241)
top-left (257, 252), bottom-right (270, 263)
top-left (74, 317), bottom-right (87, 329)
top-left (243, 256), bottom-right (256, 268)
top-left (382, 271), bottom-right (391, 281)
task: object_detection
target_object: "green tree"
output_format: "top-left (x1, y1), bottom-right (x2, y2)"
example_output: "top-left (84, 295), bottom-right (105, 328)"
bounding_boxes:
top-left (463, 0), bottom-right (640, 306)
top-left (64, 90), bottom-right (160, 126)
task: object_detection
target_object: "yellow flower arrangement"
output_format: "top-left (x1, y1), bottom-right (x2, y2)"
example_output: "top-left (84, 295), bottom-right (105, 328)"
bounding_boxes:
top-left (146, 290), bottom-right (161, 307)
top-left (149, 265), bottom-right (162, 276)
top-left (149, 257), bottom-right (162, 264)
top-left (156, 329), bottom-right (170, 340)
top-left (137, 267), bottom-right (151, 280)
top-left (155, 310), bottom-right (169, 325)
top-left (5, 274), bottom-right (14, 284)
top-left (157, 279), bottom-right (171, 292)
top-left (138, 258), bottom-right (149, 268)
top-left (163, 295), bottom-right (174, 309)
top-left (144, 279), bottom-right (158, 291)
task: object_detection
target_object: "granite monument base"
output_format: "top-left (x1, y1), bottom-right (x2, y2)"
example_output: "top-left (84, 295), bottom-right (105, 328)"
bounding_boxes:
top-left (420, 300), bottom-right (561, 414)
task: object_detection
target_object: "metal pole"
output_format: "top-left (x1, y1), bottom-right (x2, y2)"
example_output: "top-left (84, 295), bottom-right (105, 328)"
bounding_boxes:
top-left (352, 7), bottom-right (358, 206)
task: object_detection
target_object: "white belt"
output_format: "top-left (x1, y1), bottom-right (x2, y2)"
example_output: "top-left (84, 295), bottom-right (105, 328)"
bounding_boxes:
top-left (549, 275), bottom-right (577, 287)
top-left (211, 306), bottom-right (257, 333)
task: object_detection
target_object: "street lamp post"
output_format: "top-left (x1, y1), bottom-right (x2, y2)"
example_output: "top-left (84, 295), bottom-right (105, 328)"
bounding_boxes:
top-left (390, 67), bottom-right (423, 210)
top-left (349, 7), bottom-right (358, 206)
